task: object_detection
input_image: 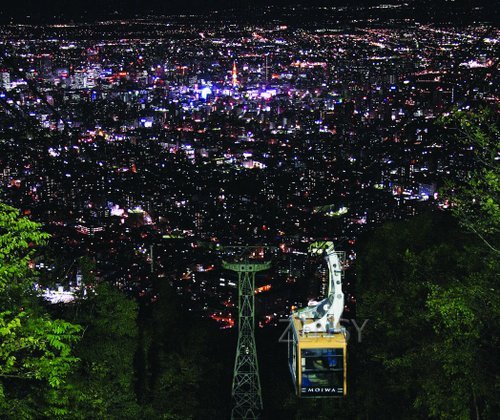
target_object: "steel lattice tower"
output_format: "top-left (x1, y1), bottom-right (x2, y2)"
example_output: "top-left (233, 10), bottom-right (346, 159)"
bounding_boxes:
top-left (223, 260), bottom-right (271, 420)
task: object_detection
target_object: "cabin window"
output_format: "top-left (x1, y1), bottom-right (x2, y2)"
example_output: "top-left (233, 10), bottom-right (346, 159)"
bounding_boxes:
top-left (300, 348), bottom-right (344, 395)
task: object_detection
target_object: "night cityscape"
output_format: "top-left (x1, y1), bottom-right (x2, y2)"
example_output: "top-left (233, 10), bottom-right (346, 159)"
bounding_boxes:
top-left (0, 1), bottom-right (498, 419)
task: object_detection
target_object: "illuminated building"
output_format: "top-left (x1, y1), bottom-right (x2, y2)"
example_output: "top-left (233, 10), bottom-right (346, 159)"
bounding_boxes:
top-left (232, 61), bottom-right (239, 87)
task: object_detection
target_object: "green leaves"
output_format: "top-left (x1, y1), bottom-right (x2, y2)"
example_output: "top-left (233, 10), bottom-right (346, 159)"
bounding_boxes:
top-left (62, 282), bottom-right (140, 419)
top-left (439, 108), bottom-right (500, 252)
top-left (0, 311), bottom-right (82, 386)
top-left (355, 212), bottom-right (499, 419)
top-left (0, 203), bottom-right (82, 418)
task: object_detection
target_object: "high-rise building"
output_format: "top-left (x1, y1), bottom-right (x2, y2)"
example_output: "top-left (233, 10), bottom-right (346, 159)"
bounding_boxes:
top-left (0, 70), bottom-right (11, 91)
top-left (73, 69), bottom-right (87, 89)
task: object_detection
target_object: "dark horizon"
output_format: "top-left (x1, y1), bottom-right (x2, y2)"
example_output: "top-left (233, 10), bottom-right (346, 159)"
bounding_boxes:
top-left (0, 0), bottom-right (495, 23)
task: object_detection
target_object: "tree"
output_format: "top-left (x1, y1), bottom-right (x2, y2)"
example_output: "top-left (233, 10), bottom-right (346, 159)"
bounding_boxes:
top-left (354, 212), bottom-right (499, 419)
top-left (440, 107), bottom-right (499, 253)
top-left (0, 203), bottom-right (82, 418)
top-left (63, 281), bottom-right (141, 419)
top-left (136, 275), bottom-right (230, 419)
top-left (143, 277), bottom-right (202, 419)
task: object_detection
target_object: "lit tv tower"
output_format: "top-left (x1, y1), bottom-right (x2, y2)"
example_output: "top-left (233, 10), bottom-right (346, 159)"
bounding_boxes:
top-left (232, 61), bottom-right (239, 87)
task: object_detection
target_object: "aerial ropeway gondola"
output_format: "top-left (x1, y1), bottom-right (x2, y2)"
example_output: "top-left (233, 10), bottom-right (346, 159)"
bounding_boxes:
top-left (288, 241), bottom-right (347, 398)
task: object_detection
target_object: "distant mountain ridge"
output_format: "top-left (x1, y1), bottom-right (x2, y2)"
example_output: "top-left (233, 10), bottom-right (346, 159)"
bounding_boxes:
top-left (0, 0), bottom-right (496, 23)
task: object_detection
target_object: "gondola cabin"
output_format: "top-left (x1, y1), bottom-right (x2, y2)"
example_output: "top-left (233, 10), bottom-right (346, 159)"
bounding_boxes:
top-left (288, 313), bottom-right (347, 397)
